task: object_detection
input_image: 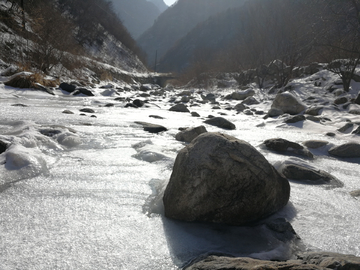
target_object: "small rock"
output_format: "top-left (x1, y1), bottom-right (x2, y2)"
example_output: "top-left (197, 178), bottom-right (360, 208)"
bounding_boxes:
top-left (133, 99), bottom-right (145, 108)
top-left (285, 115), bottom-right (306, 123)
top-left (149, 115), bottom-right (164, 119)
top-left (134, 121), bottom-right (167, 134)
top-left (268, 108), bottom-right (284, 117)
top-left (204, 117), bottom-right (236, 130)
top-left (169, 104), bottom-right (190, 113)
top-left (234, 103), bottom-right (247, 112)
top-left (59, 82), bottom-right (76, 93)
top-left (79, 108), bottom-right (95, 113)
top-left (329, 143), bottom-right (360, 158)
top-left (264, 138), bottom-right (313, 159)
top-left (303, 140), bottom-right (328, 149)
top-left (271, 92), bottom-right (307, 115)
top-left (191, 111), bottom-right (200, 117)
top-left (62, 110), bottom-right (74, 114)
top-left (305, 106), bottom-right (323, 116)
top-left (334, 96), bottom-right (348, 105)
top-left (350, 190), bottom-right (360, 197)
top-left (337, 123), bottom-right (354, 133)
top-left (175, 126), bottom-right (207, 143)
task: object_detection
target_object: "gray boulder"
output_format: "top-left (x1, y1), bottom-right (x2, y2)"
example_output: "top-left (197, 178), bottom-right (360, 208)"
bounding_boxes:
top-left (169, 104), bottom-right (190, 113)
top-left (175, 126), bottom-right (207, 143)
top-left (329, 143), bottom-right (360, 158)
top-left (163, 132), bottom-right (290, 225)
top-left (271, 92), bottom-right (307, 115)
top-left (204, 117), bottom-right (236, 130)
top-left (268, 107), bottom-right (284, 117)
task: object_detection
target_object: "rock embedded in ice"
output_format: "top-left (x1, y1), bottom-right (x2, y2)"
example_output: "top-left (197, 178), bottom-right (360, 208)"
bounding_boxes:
top-left (305, 106), bottom-right (323, 116)
top-left (284, 115), bottom-right (306, 123)
top-left (302, 140), bottom-right (328, 149)
top-left (73, 88), bottom-right (94, 96)
top-left (226, 89), bottom-right (255, 100)
top-left (350, 189), bottom-right (360, 197)
top-left (267, 107), bottom-right (284, 117)
top-left (278, 162), bottom-right (342, 187)
top-left (169, 103), bottom-right (190, 113)
top-left (337, 123), bottom-right (354, 133)
top-left (334, 96), bottom-right (349, 105)
top-left (175, 126), bottom-right (207, 143)
top-left (241, 96), bottom-right (259, 105)
top-left (271, 92), bottom-right (307, 115)
top-left (163, 132), bottom-right (290, 225)
top-left (59, 82), bottom-right (76, 93)
top-left (134, 121), bottom-right (167, 134)
top-left (204, 117), bottom-right (236, 130)
top-left (264, 138), bottom-right (314, 159)
top-left (328, 143), bottom-right (360, 158)
top-left (62, 110), bottom-right (74, 114)
top-left (79, 108), bottom-right (95, 113)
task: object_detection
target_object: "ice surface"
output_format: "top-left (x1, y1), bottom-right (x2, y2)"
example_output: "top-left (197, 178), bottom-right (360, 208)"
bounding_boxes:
top-left (0, 69), bottom-right (359, 269)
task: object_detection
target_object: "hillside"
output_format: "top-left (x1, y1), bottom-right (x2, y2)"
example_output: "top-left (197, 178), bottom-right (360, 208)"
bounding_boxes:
top-left (137, 0), bottom-right (246, 67)
top-left (0, 0), bottom-right (148, 81)
top-left (111, 0), bottom-right (168, 39)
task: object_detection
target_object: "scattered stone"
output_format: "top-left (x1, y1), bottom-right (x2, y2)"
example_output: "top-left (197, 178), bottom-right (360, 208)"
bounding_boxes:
top-left (306, 115), bottom-right (321, 122)
top-left (337, 123), bottom-right (354, 133)
top-left (334, 96), bottom-right (349, 105)
top-left (133, 99), bottom-right (145, 108)
top-left (169, 104), bottom-right (190, 113)
top-left (328, 143), bottom-right (360, 158)
top-left (74, 88), bottom-right (94, 96)
top-left (278, 161), bottom-right (342, 186)
top-left (204, 117), bottom-right (236, 130)
top-left (134, 121), bottom-right (167, 134)
top-left (267, 107), bottom-right (284, 117)
top-left (241, 96), bottom-right (259, 105)
top-left (305, 106), bottom-right (323, 116)
top-left (104, 103), bottom-right (114, 107)
top-left (11, 103), bottom-right (28, 107)
top-left (149, 115), bottom-right (164, 119)
top-left (243, 109), bottom-right (254, 116)
top-left (350, 190), bottom-right (360, 197)
top-left (59, 82), bottom-right (76, 93)
top-left (191, 111), bottom-right (200, 117)
top-left (226, 89), bottom-right (255, 100)
top-left (264, 138), bottom-right (314, 159)
top-left (234, 103), bottom-right (247, 112)
top-left (271, 92), bottom-right (307, 115)
top-left (175, 126), bottom-right (207, 143)
top-left (79, 108), bottom-right (95, 113)
top-left (326, 132), bottom-right (336, 137)
top-left (285, 115), bottom-right (306, 123)
top-left (212, 106), bottom-right (221, 110)
top-left (163, 132), bottom-right (290, 225)
top-left (62, 110), bottom-right (74, 114)
top-left (303, 140), bottom-right (328, 149)
top-left (90, 115), bottom-right (97, 118)
top-left (201, 93), bottom-right (216, 102)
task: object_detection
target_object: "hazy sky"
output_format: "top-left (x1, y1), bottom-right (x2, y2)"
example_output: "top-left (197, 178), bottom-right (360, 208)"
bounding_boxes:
top-left (163, 0), bottom-right (176, 6)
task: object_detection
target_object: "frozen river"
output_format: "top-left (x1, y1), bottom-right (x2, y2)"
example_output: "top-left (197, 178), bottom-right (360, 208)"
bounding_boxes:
top-left (0, 85), bottom-right (359, 269)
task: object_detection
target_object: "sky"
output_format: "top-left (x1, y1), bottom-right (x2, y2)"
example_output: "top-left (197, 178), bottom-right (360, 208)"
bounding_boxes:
top-left (163, 0), bottom-right (176, 6)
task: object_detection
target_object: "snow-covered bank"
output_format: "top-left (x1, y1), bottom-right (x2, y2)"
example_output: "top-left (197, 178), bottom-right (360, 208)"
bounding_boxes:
top-left (0, 67), bottom-right (359, 269)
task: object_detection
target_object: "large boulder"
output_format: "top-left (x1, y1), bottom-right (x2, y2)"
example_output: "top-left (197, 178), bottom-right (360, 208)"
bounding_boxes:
top-left (271, 92), bottom-right (307, 115)
top-left (169, 104), bottom-right (190, 113)
top-left (163, 132), bottom-right (290, 225)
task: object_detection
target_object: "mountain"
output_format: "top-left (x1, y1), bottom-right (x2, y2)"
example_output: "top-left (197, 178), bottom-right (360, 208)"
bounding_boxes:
top-left (157, 0), bottom-right (331, 74)
top-left (148, 0), bottom-right (168, 12)
top-left (137, 0), bottom-right (246, 68)
top-left (0, 0), bottom-right (147, 77)
top-left (111, 0), bottom-right (167, 39)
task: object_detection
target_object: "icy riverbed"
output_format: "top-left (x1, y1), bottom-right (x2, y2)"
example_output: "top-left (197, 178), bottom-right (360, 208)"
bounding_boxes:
top-left (0, 77), bottom-right (359, 269)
